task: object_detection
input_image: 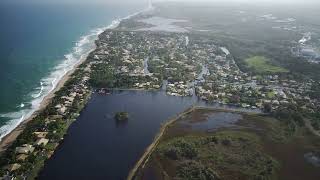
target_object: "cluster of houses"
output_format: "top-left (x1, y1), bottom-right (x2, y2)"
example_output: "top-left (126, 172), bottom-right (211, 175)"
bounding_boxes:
top-left (191, 42), bottom-right (316, 111)
top-left (167, 82), bottom-right (193, 96)
top-left (92, 30), bottom-right (163, 89)
top-left (94, 30), bottom-right (318, 112)
top-left (55, 67), bottom-right (91, 116)
top-left (1, 62), bottom-right (92, 178)
top-left (133, 81), bottom-right (161, 89)
top-left (92, 30), bottom-right (318, 113)
top-left (3, 131), bottom-right (52, 175)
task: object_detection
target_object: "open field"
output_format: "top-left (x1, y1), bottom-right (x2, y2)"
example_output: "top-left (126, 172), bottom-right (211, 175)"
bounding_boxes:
top-left (245, 56), bottom-right (289, 74)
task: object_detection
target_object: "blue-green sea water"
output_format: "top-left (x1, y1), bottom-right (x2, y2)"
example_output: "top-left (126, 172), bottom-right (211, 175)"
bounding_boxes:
top-left (0, 1), bottom-right (147, 140)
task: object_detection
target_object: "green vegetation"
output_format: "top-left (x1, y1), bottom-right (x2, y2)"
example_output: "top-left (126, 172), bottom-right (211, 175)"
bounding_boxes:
top-left (160, 138), bottom-right (198, 160)
top-left (271, 102), bottom-right (308, 135)
top-left (134, 109), bottom-right (320, 180)
top-left (89, 63), bottom-right (161, 89)
top-left (89, 63), bottom-right (115, 88)
top-left (267, 91), bottom-right (276, 99)
top-left (176, 160), bottom-right (218, 180)
top-left (245, 56), bottom-right (289, 74)
top-left (309, 112), bottom-right (320, 131)
top-left (115, 112), bottom-right (129, 121)
top-left (154, 131), bottom-right (279, 180)
top-left (0, 62), bottom-right (92, 179)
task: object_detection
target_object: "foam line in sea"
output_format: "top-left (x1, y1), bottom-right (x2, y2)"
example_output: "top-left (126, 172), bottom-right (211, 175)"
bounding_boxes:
top-left (0, 7), bottom-right (149, 141)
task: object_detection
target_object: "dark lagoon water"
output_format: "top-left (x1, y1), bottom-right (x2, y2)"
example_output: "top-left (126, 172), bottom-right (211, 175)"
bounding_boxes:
top-left (38, 90), bottom-right (259, 179)
top-left (38, 90), bottom-right (199, 179)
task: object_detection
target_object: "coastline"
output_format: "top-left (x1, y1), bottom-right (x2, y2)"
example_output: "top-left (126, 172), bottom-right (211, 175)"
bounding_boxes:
top-left (0, 7), bottom-right (150, 154)
top-left (0, 3), bottom-right (318, 179)
top-left (0, 55), bottom-right (88, 153)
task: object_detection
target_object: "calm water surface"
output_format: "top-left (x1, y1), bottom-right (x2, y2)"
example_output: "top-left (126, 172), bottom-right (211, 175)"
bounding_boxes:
top-left (38, 90), bottom-right (259, 179)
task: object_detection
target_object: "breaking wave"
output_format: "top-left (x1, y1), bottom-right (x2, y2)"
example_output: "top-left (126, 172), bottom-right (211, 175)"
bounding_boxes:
top-left (0, 8), bottom-right (147, 141)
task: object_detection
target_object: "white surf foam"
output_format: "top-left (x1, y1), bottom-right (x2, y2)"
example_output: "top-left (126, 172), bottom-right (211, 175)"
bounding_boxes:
top-left (32, 82), bottom-right (44, 99)
top-left (0, 8), bottom-right (148, 141)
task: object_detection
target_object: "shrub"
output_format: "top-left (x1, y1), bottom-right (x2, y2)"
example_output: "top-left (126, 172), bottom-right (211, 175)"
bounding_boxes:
top-left (201, 136), bottom-right (218, 145)
top-left (162, 139), bottom-right (198, 160)
top-left (176, 160), bottom-right (219, 180)
top-left (173, 139), bottom-right (198, 159)
top-left (221, 139), bottom-right (232, 146)
top-left (164, 147), bottom-right (180, 160)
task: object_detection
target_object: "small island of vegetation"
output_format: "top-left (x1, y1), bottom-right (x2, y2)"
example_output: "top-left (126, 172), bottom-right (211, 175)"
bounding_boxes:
top-left (115, 112), bottom-right (129, 121)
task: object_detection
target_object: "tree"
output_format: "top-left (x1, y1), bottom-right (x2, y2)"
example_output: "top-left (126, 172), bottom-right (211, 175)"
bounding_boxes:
top-left (230, 95), bottom-right (240, 104)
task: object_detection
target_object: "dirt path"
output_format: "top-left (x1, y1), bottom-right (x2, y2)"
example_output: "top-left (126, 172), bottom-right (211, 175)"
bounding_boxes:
top-left (126, 106), bottom-right (196, 180)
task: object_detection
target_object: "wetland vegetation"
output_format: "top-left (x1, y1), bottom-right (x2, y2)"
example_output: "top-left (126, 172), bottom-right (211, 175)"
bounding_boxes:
top-left (133, 108), bottom-right (320, 180)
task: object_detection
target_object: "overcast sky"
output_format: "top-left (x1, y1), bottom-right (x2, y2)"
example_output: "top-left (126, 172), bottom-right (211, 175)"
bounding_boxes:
top-left (157, 0), bottom-right (320, 5)
top-left (2, 0), bottom-right (320, 5)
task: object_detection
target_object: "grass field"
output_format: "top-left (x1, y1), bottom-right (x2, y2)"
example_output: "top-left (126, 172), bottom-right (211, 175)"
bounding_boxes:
top-left (245, 56), bottom-right (289, 74)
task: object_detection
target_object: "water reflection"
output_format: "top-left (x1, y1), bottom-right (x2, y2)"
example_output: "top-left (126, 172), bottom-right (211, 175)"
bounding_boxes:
top-left (304, 152), bottom-right (320, 167)
top-left (179, 112), bottom-right (242, 132)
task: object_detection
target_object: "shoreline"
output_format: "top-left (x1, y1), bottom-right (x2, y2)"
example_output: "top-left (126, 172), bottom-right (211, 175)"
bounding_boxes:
top-left (0, 7), bottom-right (150, 154)
top-left (126, 106), bottom-right (262, 180)
top-left (0, 54), bottom-right (88, 153)
top-left (127, 106), bottom-right (196, 180)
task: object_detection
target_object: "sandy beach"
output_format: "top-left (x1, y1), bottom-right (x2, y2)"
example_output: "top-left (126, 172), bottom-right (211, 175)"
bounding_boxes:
top-left (0, 54), bottom-right (89, 153)
top-left (0, 7), bottom-right (148, 154)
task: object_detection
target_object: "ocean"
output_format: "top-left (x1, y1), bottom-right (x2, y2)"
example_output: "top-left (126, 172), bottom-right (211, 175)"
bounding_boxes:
top-left (0, 1), bottom-right (147, 140)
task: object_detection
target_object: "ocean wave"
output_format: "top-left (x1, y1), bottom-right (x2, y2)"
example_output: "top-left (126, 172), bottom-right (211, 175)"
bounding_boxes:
top-left (0, 8), bottom-right (148, 141)
top-left (32, 82), bottom-right (44, 99)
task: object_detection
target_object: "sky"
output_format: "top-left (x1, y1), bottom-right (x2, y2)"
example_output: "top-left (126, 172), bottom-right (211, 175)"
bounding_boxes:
top-left (1, 0), bottom-right (319, 6)
top-left (2, 0), bottom-right (320, 3)
top-left (0, 0), bottom-right (148, 5)
top-left (155, 0), bottom-right (320, 5)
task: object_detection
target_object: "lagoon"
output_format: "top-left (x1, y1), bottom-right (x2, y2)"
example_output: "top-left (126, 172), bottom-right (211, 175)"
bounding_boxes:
top-left (38, 90), bottom-right (259, 179)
